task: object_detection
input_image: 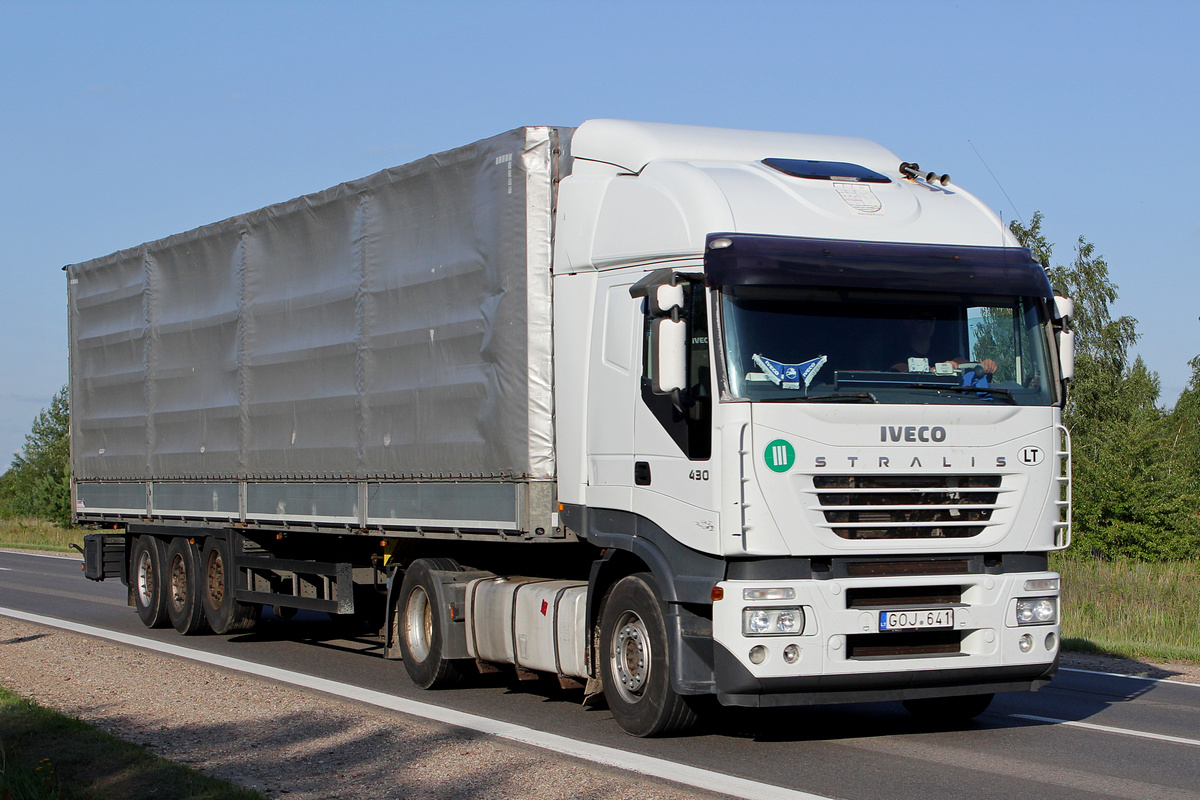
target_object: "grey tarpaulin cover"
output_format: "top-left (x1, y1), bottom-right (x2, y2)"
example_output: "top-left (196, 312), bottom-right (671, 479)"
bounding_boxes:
top-left (68, 126), bottom-right (563, 483)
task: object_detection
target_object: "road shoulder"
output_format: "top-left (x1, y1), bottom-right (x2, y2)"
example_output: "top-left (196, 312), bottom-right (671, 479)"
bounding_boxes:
top-left (0, 615), bottom-right (717, 800)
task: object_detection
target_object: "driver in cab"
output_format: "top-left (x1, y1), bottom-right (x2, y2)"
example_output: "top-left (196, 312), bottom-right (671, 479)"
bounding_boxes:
top-left (886, 310), bottom-right (997, 376)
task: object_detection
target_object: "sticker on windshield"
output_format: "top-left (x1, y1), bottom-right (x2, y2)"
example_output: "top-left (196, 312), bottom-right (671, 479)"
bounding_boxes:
top-left (752, 354), bottom-right (827, 391)
top-left (764, 439), bottom-right (795, 473)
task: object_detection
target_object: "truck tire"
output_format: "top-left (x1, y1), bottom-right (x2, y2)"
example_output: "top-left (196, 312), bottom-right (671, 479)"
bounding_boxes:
top-left (131, 535), bottom-right (170, 629)
top-left (201, 537), bottom-right (261, 634)
top-left (599, 572), bottom-right (699, 737)
top-left (902, 692), bottom-right (994, 724)
top-left (396, 558), bottom-right (463, 689)
top-left (165, 537), bottom-right (210, 635)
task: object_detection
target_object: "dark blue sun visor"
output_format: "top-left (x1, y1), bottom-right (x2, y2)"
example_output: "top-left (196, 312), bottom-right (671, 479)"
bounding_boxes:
top-left (704, 233), bottom-right (1053, 298)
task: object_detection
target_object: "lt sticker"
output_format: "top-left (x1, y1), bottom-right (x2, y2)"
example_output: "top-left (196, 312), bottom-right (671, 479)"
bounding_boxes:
top-left (1018, 446), bottom-right (1045, 466)
top-left (765, 439), bottom-right (795, 473)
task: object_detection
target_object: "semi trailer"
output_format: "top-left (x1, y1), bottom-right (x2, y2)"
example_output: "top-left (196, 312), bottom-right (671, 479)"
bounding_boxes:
top-left (74, 120), bottom-right (1073, 736)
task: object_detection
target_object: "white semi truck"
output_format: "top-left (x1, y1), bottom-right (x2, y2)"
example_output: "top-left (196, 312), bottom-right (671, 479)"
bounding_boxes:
top-left (74, 120), bottom-right (1073, 737)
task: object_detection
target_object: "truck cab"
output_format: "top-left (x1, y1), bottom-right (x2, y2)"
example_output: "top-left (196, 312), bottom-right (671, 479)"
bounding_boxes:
top-left (551, 120), bottom-right (1070, 731)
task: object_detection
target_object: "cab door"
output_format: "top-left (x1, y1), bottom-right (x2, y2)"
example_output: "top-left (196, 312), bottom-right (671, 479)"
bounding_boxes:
top-left (631, 278), bottom-right (720, 553)
top-left (584, 277), bottom-right (640, 514)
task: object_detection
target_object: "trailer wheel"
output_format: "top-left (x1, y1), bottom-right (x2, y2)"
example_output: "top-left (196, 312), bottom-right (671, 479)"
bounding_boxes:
top-left (396, 558), bottom-right (462, 689)
top-left (599, 573), bottom-right (699, 737)
top-left (902, 692), bottom-right (994, 724)
top-left (131, 536), bottom-right (170, 629)
top-left (165, 538), bottom-right (210, 635)
top-left (201, 537), bottom-right (261, 634)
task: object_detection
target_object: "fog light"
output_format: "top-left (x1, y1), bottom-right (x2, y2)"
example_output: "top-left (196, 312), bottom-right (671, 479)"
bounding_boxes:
top-left (749, 645), bottom-right (768, 664)
top-left (1019, 634), bottom-right (1034, 653)
top-left (1045, 632), bottom-right (1057, 651)
top-left (783, 644), bottom-right (800, 664)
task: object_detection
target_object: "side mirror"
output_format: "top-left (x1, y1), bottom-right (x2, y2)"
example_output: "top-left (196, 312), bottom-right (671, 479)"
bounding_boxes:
top-left (1058, 329), bottom-right (1075, 381)
top-left (650, 283), bottom-right (684, 316)
top-left (1053, 296), bottom-right (1075, 381)
top-left (651, 317), bottom-right (687, 394)
top-left (1054, 296), bottom-right (1074, 323)
top-left (631, 268), bottom-right (695, 397)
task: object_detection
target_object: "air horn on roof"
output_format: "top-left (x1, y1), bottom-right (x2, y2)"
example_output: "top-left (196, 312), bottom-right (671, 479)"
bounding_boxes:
top-left (899, 162), bottom-right (950, 186)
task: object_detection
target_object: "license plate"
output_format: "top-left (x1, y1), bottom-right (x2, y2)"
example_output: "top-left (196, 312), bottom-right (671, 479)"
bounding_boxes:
top-left (879, 608), bottom-right (955, 631)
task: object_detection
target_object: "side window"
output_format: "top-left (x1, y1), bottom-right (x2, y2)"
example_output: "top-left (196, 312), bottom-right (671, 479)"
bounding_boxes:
top-left (687, 285), bottom-right (711, 401)
top-left (640, 282), bottom-right (712, 460)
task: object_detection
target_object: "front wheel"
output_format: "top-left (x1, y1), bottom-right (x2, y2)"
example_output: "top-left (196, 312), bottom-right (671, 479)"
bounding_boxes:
top-left (599, 573), bottom-right (699, 737)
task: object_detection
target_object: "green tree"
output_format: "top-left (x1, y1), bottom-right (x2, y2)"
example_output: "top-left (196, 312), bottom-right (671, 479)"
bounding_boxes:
top-left (1009, 211), bottom-right (1054, 266)
top-left (1163, 352), bottom-right (1200, 499)
top-left (1011, 215), bottom-right (1199, 560)
top-left (0, 386), bottom-right (71, 526)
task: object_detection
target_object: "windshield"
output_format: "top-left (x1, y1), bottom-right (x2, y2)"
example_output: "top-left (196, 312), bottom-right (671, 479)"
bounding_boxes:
top-left (719, 286), bottom-right (1057, 405)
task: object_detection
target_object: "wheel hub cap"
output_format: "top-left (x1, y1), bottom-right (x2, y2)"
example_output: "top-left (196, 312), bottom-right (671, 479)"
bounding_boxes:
top-left (613, 615), bottom-right (650, 695)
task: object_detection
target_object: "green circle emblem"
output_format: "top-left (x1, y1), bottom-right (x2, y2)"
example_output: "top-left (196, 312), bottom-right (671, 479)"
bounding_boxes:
top-left (764, 439), bottom-right (795, 473)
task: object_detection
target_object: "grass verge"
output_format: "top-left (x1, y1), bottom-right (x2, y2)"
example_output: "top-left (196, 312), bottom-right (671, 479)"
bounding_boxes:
top-left (0, 519), bottom-right (85, 555)
top-left (0, 685), bottom-right (265, 800)
top-left (1054, 552), bottom-right (1200, 662)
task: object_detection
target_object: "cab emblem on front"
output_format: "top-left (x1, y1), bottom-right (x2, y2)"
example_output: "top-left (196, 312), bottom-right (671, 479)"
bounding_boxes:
top-left (880, 425), bottom-right (947, 443)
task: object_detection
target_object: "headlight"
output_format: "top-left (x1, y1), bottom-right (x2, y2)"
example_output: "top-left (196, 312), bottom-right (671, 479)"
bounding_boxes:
top-left (742, 607), bottom-right (805, 636)
top-left (1016, 597), bottom-right (1058, 625)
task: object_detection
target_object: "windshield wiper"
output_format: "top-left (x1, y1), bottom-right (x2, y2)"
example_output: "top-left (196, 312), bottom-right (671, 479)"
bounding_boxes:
top-left (902, 383), bottom-right (1016, 404)
top-left (763, 392), bottom-right (878, 404)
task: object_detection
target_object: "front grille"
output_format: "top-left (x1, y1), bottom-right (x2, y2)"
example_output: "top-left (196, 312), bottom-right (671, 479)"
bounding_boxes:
top-left (846, 585), bottom-right (962, 608)
top-left (847, 630), bottom-right (962, 658)
top-left (811, 475), bottom-right (1004, 539)
top-left (845, 559), bottom-right (970, 577)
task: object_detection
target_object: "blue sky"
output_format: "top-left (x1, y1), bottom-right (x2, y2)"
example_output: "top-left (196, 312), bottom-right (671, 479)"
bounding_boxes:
top-left (2, 0), bottom-right (1197, 461)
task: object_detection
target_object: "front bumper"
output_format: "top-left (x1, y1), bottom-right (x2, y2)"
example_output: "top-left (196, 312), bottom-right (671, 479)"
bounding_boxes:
top-left (715, 648), bottom-right (1057, 706)
top-left (711, 570), bottom-right (1060, 706)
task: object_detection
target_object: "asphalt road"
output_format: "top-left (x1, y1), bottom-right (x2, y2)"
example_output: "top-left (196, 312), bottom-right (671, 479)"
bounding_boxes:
top-left (3, 549), bottom-right (1198, 800)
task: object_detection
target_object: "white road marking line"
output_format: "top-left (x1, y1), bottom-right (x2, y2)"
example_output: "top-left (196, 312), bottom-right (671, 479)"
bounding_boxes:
top-left (0, 567), bottom-right (11, 571)
top-left (1059, 666), bottom-right (1200, 689)
top-left (0, 550), bottom-right (81, 561)
top-left (0, 606), bottom-right (833, 800)
top-left (1011, 714), bottom-right (1200, 748)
